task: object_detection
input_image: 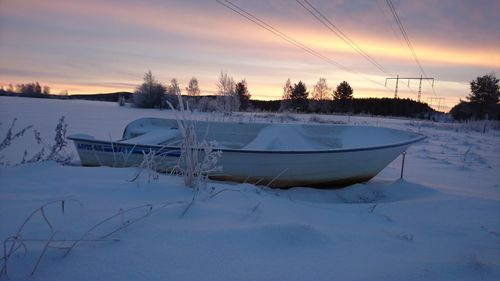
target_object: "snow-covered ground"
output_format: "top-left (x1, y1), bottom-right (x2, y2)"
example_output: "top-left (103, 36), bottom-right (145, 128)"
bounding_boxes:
top-left (0, 96), bottom-right (499, 281)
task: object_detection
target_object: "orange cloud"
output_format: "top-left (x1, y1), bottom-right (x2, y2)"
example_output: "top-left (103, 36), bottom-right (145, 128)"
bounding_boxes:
top-left (289, 26), bottom-right (500, 69)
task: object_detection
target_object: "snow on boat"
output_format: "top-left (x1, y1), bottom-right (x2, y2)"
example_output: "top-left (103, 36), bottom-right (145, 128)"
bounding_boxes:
top-left (68, 117), bottom-right (425, 188)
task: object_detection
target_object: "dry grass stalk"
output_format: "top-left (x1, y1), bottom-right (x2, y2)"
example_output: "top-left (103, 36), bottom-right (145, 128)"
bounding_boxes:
top-left (64, 201), bottom-right (185, 257)
top-left (166, 93), bottom-right (222, 190)
top-left (0, 199), bottom-right (82, 277)
top-left (1, 199), bottom-right (186, 277)
top-left (0, 119), bottom-right (33, 152)
top-left (129, 149), bottom-right (161, 184)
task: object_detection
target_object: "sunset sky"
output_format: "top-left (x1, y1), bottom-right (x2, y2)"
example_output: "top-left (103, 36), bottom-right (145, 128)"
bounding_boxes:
top-left (1, 0), bottom-right (499, 111)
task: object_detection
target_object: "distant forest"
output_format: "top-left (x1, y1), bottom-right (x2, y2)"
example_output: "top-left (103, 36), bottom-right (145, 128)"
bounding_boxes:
top-left (0, 88), bottom-right (435, 118)
top-left (251, 97), bottom-right (434, 118)
top-left (0, 88), bottom-right (132, 102)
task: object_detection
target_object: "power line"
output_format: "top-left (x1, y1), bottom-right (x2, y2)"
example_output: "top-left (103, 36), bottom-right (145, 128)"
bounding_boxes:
top-left (375, 0), bottom-right (405, 48)
top-left (297, 0), bottom-right (391, 75)
top-left (215, 0), bottom-right (387, 88)
top-left (384, 0), bottom-right (436, 96)
top-left (385, 0), bottom-right (426, 77)
top-left (216, 0), bottom-right (350, 72)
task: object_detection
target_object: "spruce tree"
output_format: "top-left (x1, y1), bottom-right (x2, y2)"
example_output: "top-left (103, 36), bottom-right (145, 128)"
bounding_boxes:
top-left (290, 81), bottom-right (309, 112)
top-left (333, 81), bottom-right (353, 100)
top-left (235, 79), bottom-right (251, 111)
top-left (333, 81), bottom-right (353, 112)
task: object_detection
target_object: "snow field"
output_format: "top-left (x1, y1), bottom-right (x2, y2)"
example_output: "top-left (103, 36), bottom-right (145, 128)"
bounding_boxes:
top-left (0, 96), bottom-right (499, 281)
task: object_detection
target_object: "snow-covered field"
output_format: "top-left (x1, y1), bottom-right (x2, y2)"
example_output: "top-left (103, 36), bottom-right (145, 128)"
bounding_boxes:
top-left (0, 96), bottom-right (499, 281)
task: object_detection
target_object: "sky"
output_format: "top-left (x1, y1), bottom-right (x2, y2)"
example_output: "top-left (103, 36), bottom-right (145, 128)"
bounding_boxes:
top-left (0, 0), bottom-right (499, 111)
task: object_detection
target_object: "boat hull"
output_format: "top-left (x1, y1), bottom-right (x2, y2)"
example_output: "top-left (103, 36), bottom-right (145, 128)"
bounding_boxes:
top-left (68, 135), bottom-right (422, 188)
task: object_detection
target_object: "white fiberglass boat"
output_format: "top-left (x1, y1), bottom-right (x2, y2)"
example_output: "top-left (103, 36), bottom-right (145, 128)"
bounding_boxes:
top-left (68, 117), bottom-right (425, 188)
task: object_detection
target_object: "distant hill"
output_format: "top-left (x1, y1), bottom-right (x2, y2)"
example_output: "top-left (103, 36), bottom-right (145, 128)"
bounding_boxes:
top-left (0, 90), bottom-right (133, 102)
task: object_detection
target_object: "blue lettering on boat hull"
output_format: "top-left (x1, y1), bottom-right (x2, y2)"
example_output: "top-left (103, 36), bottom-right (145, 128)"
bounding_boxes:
top-left (76, 142), bottom-right (181, 157)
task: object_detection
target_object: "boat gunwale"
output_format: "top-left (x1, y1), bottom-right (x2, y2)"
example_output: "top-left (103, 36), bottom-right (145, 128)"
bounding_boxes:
top-left (67, 133), bottom-right (426, 155)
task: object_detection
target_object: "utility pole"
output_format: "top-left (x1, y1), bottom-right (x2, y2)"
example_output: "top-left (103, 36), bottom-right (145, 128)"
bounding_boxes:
top-left (427, 97), bottom-right (445, 112)
top-left (417, 74), bottom-right (423, 102)
top-left (394, 74), bottom-right (399, 98)
top-left (385, 75), bottom-right (435, 102)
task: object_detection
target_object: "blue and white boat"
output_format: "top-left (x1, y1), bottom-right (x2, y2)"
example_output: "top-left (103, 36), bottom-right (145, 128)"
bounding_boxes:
top-left (68, 117), bottom-right (425, 188)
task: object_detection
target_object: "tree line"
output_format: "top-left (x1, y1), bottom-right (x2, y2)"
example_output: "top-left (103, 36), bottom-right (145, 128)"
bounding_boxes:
top-left (0, 72), bottom-right (438, 118)
top-left (279, 78), bottom-right (354, 113)
top-left (133, 71), bottom-right (356, 112)
top-left (3, 72), bottom-right (497, 120)
top-left (132, 70), bottom-right (251, 112)
top-left (132, 71), bottom-right (433, 118)
top-left (0, 82), bottom-right (52, 97)
top-left (250, 97), bottom-right (432, 117)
